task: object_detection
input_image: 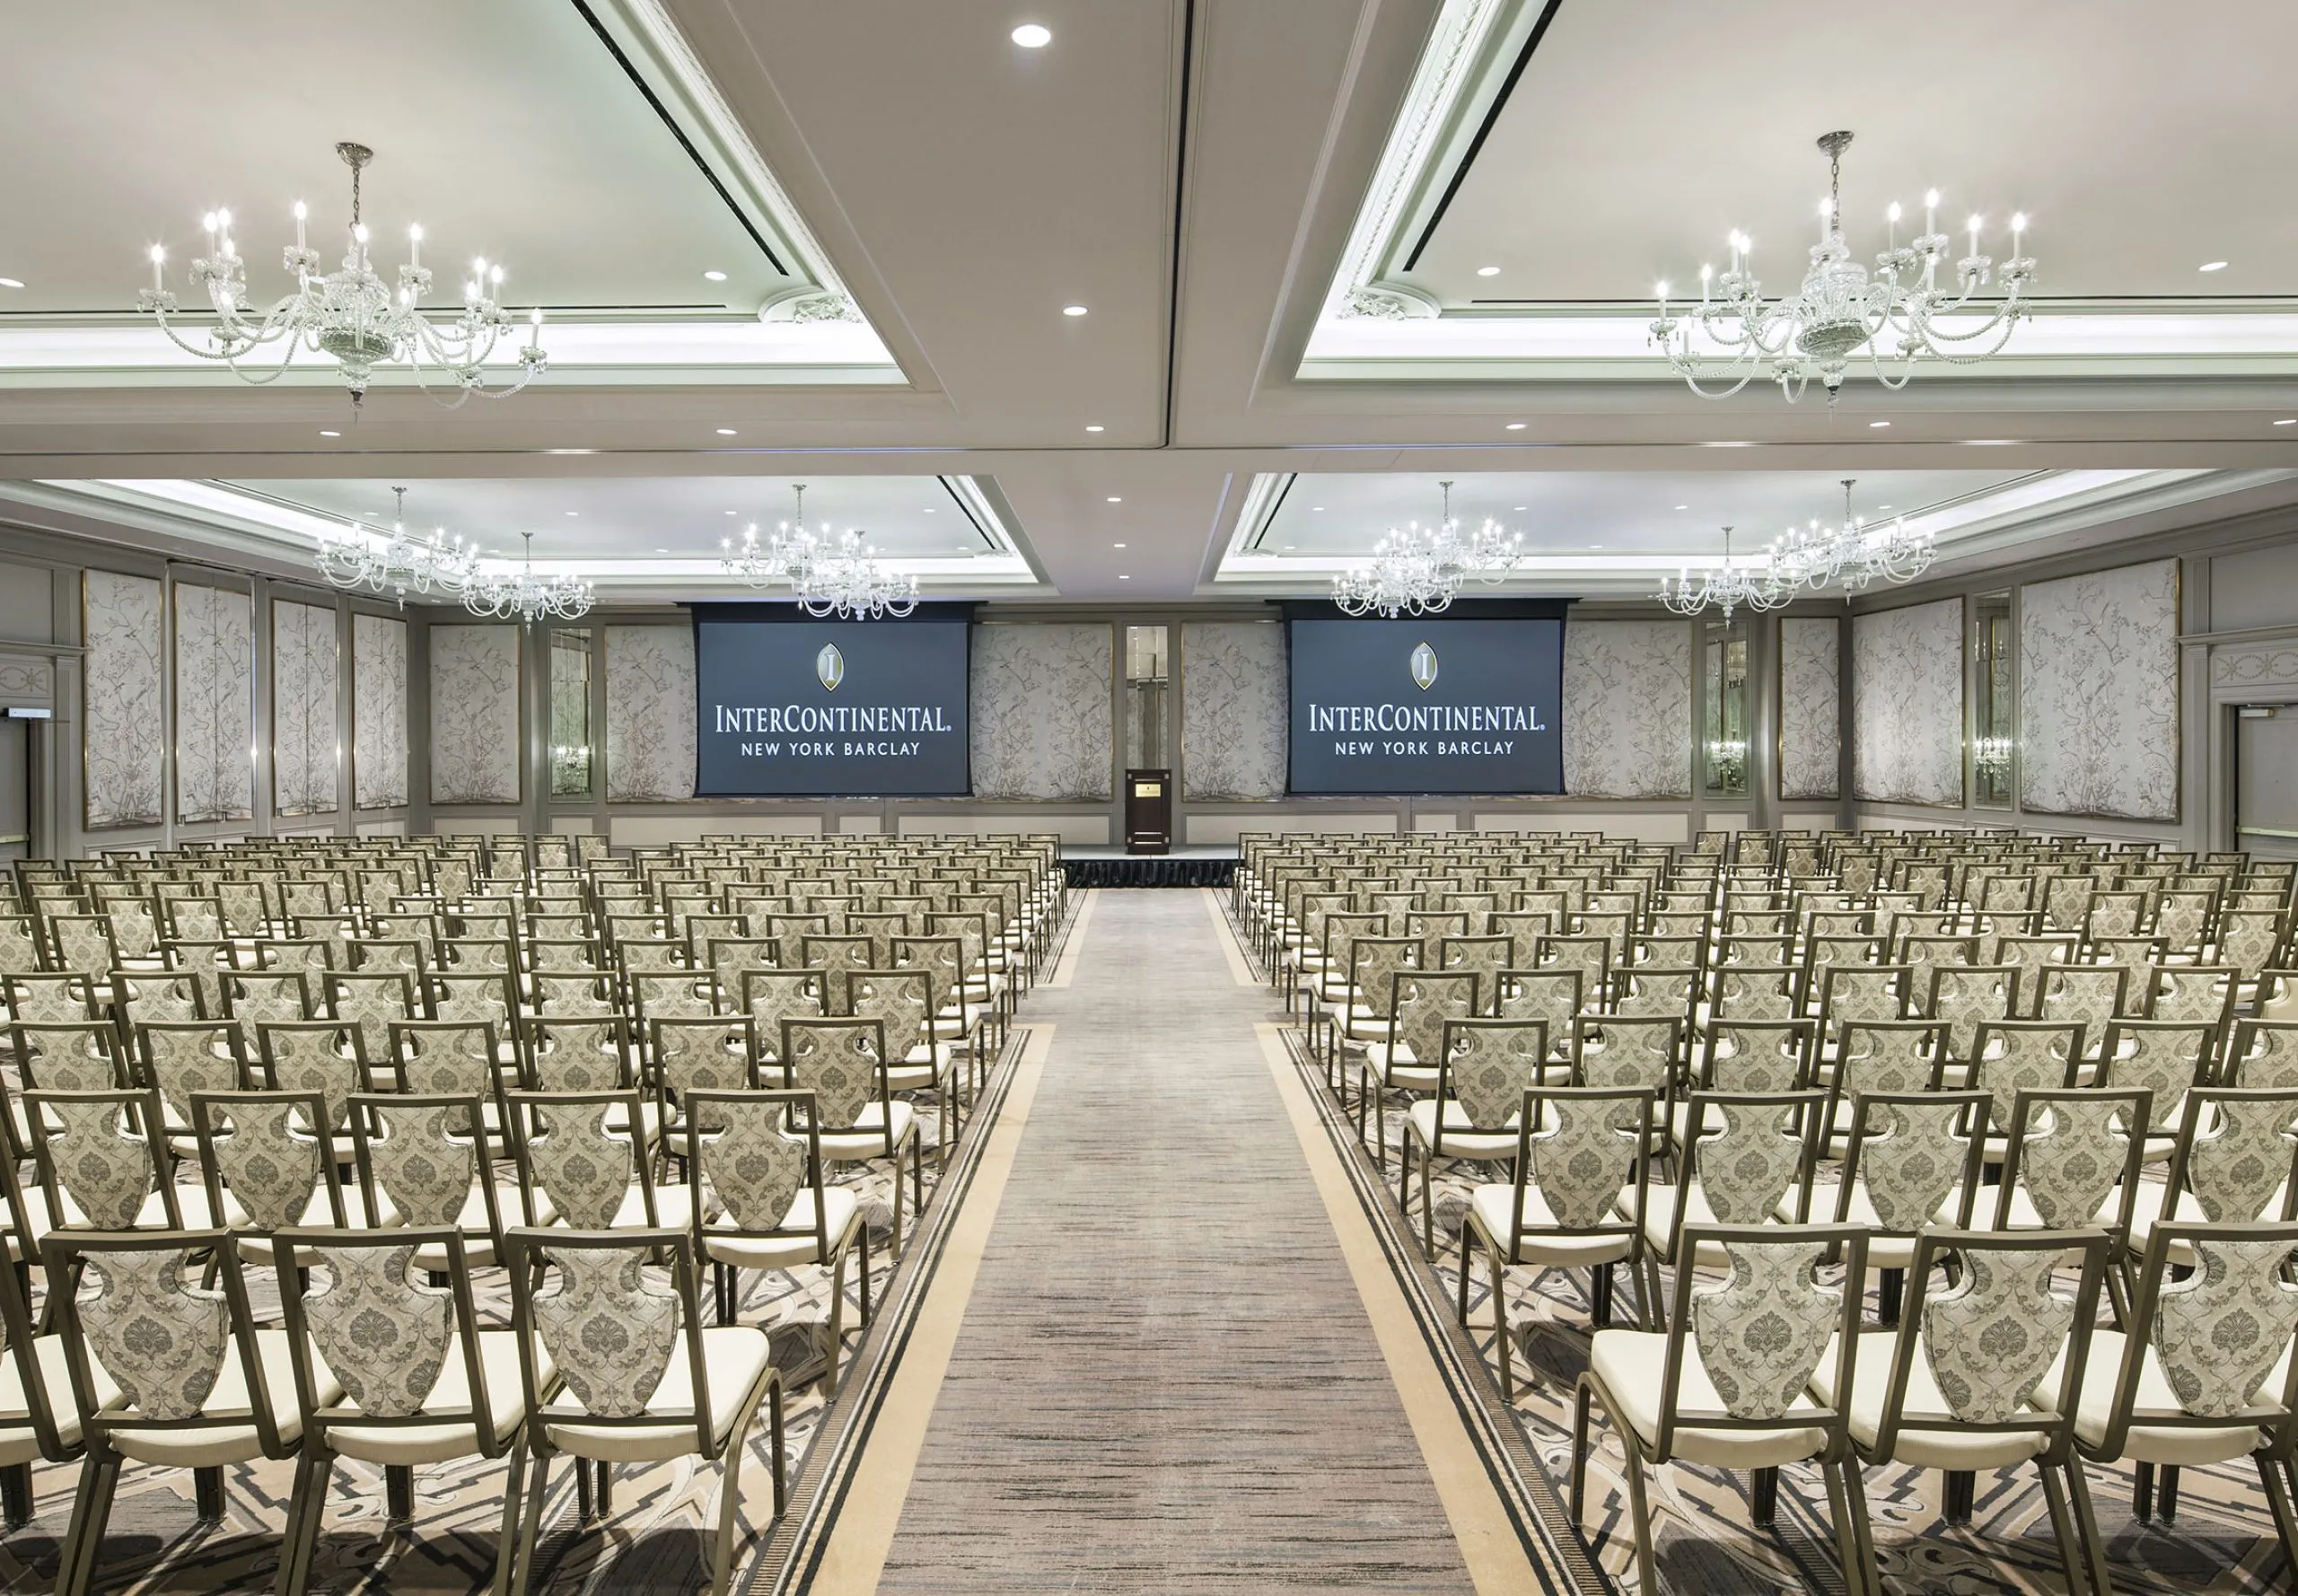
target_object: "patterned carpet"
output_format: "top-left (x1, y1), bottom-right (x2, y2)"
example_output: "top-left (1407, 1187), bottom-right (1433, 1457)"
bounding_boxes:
top-left (1269, 940), bottom-right (2298, 1595)
top-left (870, 889), bottom-right (1486, 1593)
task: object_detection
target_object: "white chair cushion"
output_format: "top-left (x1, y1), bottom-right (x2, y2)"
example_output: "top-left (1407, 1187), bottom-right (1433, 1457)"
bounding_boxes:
top-left (1810, 1330), bottom-right (2053, 1469)
top-left (541, 1325), bottom-right (772, 1463)
top-left (2034, 1329), bottom-right (2286, 1468)
top-left (702, 1188), bottom-right (863, 1270)
top-left (1406, 1100), bottom-right (1518, 1160)
top-left (1588, 1328), bottom-right (1831, 1469)
top-left (1468, 1183), bottom-right (1636, 1267)
top-left (0, 1336), bottom-right (118, 1466)
top-left (106, 1329), bottom-right (342, 1469)
top-left (327, 1329), bottom-right (549, 1466)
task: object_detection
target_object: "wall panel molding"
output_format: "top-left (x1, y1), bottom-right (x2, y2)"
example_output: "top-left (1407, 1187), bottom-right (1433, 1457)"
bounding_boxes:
top-left (353, 612), bottom-right (409, 811)
top-left (428, 625), bottom-right (522, 805)
top-left (1852, 598), bottom-right (1964, 807)
top-left (80, 570), bottom-right (165, 830)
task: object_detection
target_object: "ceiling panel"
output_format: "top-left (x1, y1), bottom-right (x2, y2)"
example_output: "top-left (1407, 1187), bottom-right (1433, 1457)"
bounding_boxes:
top-left (1407, 0), bottom-right (2298, 308)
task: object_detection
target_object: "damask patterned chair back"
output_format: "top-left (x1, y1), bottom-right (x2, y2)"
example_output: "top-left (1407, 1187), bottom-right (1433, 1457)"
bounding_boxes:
top-left (533, 970), bottom-right (617, 1017)
top-left (1432, 1019), bottom-right (1548, 1140)
top-left (1497, 1084), bottom-right (1653, 1246)
top-left (1834, 1089), bottom-right (1991, 1238)
top-left (349, 1092), bottom-right (497, 1242)
top-left (705, 937), bottom-right (778, 1009)
top-left (1495, 969), bottom-right (1581, 1067)
top-left (2078, 1219), bottom-right (2298, 1470)
top-left (847, 969), bottom-right (934, 1064)
top-left (388, 1019), bottom-right (500, 1100)
top-left (1829, 1019), bottom-right (1945, 1102)
top-left (2157, 1089), bottom-right (2298, 1232)
top-left (2139, 966), bottom-right (2236, 1044)
top-left (2217, 909), bottom-right (2289, 978)
top-left (429, 970), bottom-right (518, 1034)
top-left (1969, 1020), bottom-right (2086, 1127)
top-left (1438, 935), bottom-right (1513, 1013)
top-left (256, 1021), bottom-right (367, 1132)
top-left (525, 1015), bottom-right (630, 1095)
top-left (2030, 962), bottom-right (2127, 1043)
top-left (801, 935), bottom-right (879, 1013)
top-left (323, 969), bottom-right (417, 1064)
top-left (2085, 890), bottom-right (2151, 943)
top-left (41, 1230), bottom-right (296, 1463)
top-left (223, 970), bottom-right (313, 1050)
top-left (1644, 1224), bottom-right (1864, 1460)
top-left (1535, 935), bottom-right (1612, 1012)
top-left (23, 1087), bottom-right (178, 1232)
top-left (1711, 964), bottom-right (1801, 1022)
top-left (744, 970), bottom-right (827, 1063)
top-left (1614, 966), bottom-right (1699, 1022)
top-left (189, 1089), bottom-right (342, 1235)
top-left (438, 933), bottom-right (514, 976)
top-left (161, 896), bottom-right (224, 944)
top-left (1572, 1014), bottom-right (1682, 1122)
top-left (0, 912), bottom-right (44, 974)
top-left (1989, 1087), bottom-right (2150, 1240)
top-left (2153, 888), bottom-right (2219, 960)
top-left (350, 936), bottom-right (428, 981)
top-left (1865, 1227), bottom-right (2109, 1464)
top-left (775, 1017), bottom-right (890, 1139)
top-left (653, 1018), bottom-right (757, 1131)
top-left (2096, 1019), bottom-right (2215, 1144)
top-left (46, 915), bottom-right (118, 977)
top-left (1343, 936), bottom-right (1421, 1025)
top-left (2041, 875), bottom-right (2096, 934)
top-left (505, 1089), bottom-right (655, 1231)
top-left (1820, 965), bottom-right (1911, 1042)
top-left (112, 969), bottom-right (206, 1032)
top-left (8, 971), bottom-right (96, 1025)
top-left (1922, 964), bottom-right (2020, 1065)
top-left (686, 1089), bottom-right (827, 1249)
top-left (136, 1022), bottom-right (248, 1128)
top-left (528, 937), bottom-right (604, 976)
top-left (1698, 1018), bottom-right (1815, 1094)
top-left (764, 913), bottom-right (830, 972)
top-left (922, 911), bottom-right (993, 990)
top-left (14, 1021), bottom-right (124, 1093)
top-left (1386, 970), bottom-right (1479, 1067)
top-left (632, 970), bottom-right (715, 1034)
top-left (1676, 1091), bottom-right (1825, 1233)
top-left (1488, 910), bottom-right (1553, 956)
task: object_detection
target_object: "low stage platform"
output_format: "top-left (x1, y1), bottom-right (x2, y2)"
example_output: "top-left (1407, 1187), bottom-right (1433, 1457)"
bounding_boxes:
top-left (1061, 846), bottom-right (1239, 889)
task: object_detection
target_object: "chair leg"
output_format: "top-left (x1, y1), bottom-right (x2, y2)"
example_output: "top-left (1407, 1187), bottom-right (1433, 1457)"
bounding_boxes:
top-left (1943, 1468), bottom-right (1975, 1524)
top-left (2039, 1463), bottom-right (2087, 1596)
top-left (1418, 1145), bottom-right (1436, 1258)
top-left (1820, 1457), bottom-right (1861, 1596)
top-left (1878, 1267), bottom-right (1903, 1327)
top-left (194, 1464), bottom-right (226, 1523)
top-left (1750, 1465), bottom-right (1779, 1527)
top-left (1840, 1461), bottom-right (1880, 1596)
top-left (2133, 1460), bottom-right (2154, 1523)
top-left (1591, 1262), bottom-right (1613, 1329)
top-left (2066, 1458), bottom-right (2117, 1596)
top-left (824, 1251), bottom-right (846, 1399)
top-left (576, 1452), bottom-right (595, 1522)
top-left (385, 1463), bottom-right (415, 1523)
top-left (1456, 1219), bottom-right (1475, 1326)
top-left (276, 1449), bottom-right (329, 1596)
top-left (1491, 1248), bottom-right (1514, 1404)
top-left (2258, 1451), bottom-right (2298, 1590)
top-left (510, 1448), bottom-right (554, 1596)
top-left (1568, 1381), bottom-right (1594, 1522)
top-left (2157, 1463), bottom-right (2180, 1521)
top-left (0, 1461), bottom-right (30, 1531)
top-left (595, 1460), bottom-right (613, 1519)
top-left (708, 1416), bottom-right (754, 1596)
top-left (1620, 1446), bottom-right (1659, 1596)
top-left (857, 1224), bottom-right (873, 1327)
top-left (56, 1451), bottom-right (120, 1596)
top-left (489, 1438), bottom-right (529, 1596)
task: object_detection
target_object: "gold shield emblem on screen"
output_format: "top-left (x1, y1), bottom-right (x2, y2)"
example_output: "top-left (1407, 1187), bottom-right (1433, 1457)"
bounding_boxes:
top-left (815, 644), bottom-right (844, 692)
top-left (1409, 641), bottom-right (1438, 691)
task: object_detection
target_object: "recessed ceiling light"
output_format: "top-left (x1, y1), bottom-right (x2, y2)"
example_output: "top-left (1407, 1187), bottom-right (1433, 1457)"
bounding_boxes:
top-left (702, 269), bottom-right (727, 283)
top-left (320, 429), bottom-right (340, 438)
top-left (1084, 424), bottom-right (1103, 433)
top-left (1513, 505), bottom-right (1526, 511)
top-left (923, 506), bottom-right (937, 513)
top-left (1877, 504), bottom-right (1893, 510)
top-left (1674, 504), bottom-right (1688, 511)
top-left (1476, 266), bottom-right (1501, 277)
top-left (1282, 544), bottom-right (1294, 550)
top-left (1966, 439), bottom-right (2018, 445)
top-left (654, 548), bottom-right (669, 554)
top-left (1106, 495), bottom-right (1121, 503)
top-left (1587, 544), bottom-right (1601, 549)
top-left (1312, 506), bottom-right (1324, 512)
top-left (1112, 542), bottom-right (1127, 548)
top-left (1504, 421), bottom-right (1527, 430)
top-left (1869, 420), bottom-right (1891, 428)
top-left (565, 510), bottom-right (579, 516)
top-left (724, 509), bottom-right (738, 515)
top-left (0, 278), bottom-right (22, 290)
top-left (715, 427), bottom-right (737, 435)
top-left (1118, 574), bottom-right (1130, 580)
top-left (2276, 418), bottom-right (2297, 426)
top-left (2199, 260), bottom-right (2229, 272)
top-left (1062, 304), bottom-right (1088, 318)
top-left (1011, 22), bottom-right (1051, 47)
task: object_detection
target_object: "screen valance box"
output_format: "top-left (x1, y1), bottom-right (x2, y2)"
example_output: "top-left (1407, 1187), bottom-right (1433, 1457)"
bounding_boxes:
top-left (689, 603), bottom-right (976, 797)
top-left (1282, 601), bottom-right (1572, 797)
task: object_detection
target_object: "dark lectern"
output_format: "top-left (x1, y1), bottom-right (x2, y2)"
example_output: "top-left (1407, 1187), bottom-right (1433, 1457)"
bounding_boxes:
top-left (1125, 767), bottom-right (1171, 855)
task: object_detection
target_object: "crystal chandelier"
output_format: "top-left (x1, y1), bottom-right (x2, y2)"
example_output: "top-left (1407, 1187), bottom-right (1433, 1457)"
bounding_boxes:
top-left (723, 485), bottom-right (919, 619)
top-left (1772, 479), bottom-right (1938, 593)
top-left (313, 486), bottom-right (481, 601)
top-left (1652, 131), bottom-right (2034, 402)
top-left (462, 531), bottom-right (594, 623)
top-left (136, 142), bottom-right (548, 408)
top-left (1658, 526), bottom-right (1790, 621)
top-left (1331, 480), bottom-right (1522, 618)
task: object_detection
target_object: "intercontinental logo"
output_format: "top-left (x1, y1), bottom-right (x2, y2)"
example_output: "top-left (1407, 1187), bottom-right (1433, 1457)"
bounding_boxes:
top-left (1409, 641), bottom-right (1438, 691)
top-left (816, 644), bottom-right (844, 692)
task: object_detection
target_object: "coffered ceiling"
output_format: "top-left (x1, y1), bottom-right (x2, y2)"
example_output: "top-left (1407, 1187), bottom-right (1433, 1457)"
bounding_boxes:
top-left (0, 0), bottom-right (2294, 604)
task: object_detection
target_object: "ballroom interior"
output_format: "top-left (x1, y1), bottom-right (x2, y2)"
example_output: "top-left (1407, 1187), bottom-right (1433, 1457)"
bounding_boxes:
top-left (2, 4), bottom-right (2297, 1594)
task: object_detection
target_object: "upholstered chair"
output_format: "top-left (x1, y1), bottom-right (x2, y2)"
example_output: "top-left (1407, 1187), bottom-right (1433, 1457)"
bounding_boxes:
top-left (1400, 1016), bottom-right (1547, 1254)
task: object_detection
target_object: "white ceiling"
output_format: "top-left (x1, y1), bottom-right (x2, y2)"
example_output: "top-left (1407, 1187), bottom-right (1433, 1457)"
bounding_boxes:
top-left (0, 0), bottom-right (2294, 604)
top-left (1408, 0), bottom-right (2298, 309)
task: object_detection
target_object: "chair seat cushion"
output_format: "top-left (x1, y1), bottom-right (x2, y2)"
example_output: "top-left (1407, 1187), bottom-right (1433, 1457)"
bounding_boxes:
top-left (818, 1102), bottom-right (917, 1160)
top-left (326, 1329), bottom-right (548, 1466)
top-left (1810, 1330), bottom-right (2052, 1469)
top-left (1405, 1100), bottom-right (1518, 1160)
top-left (702, 1188), bottom-right (863, 1269)
top-left (2037, 1329), bottom-right (2286, 1468)
top-left (0, 1335), bottom-right (118, 1466)
top-left (1588, 1328), bottom-right (1831, 1469)
top-left (106, 1329), bottom-right (343, 1469)
top-left (1468, 1183), bottom-right (1636, 1266)
top-left (541, 1325), bottom-right (772, 1462)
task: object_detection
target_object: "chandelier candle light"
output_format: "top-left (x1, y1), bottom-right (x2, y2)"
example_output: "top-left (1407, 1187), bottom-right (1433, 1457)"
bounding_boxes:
top-left (1772, 478), bottom-right (1938, 594)
top-left (1332, 480), bottom-right (1522, 618)
top-left (462, 531), bottom-right (594, 623)
top-left (137, 142), bottom-right (548, 407)
top-left (1658, 526), bottom-right (1791, 622)
top-left (723, 484), bottom-right (919, 619)
top-left (314, 485), bottom-right (480, 602)
top-left (1653, 130), bottom-right (2035, 402)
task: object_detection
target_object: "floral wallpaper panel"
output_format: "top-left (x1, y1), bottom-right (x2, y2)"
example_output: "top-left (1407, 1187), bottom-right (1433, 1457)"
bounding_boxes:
top-left (429, 625), bottom-right (522, 805)
top-left (1851, 597), bottom-right (1964, 806)
top-left (171, 583), bottom-right (255, 824)
top-left (271, 601), bottom-right (338, 818)
top-left (606, 625), bottom-right (697, 802)
top-left (970, 623), bottom-right (1112, 802)
top-left (1561, 620), bottom-right (1692, 799)
top-left (82, 571), bottom-right (166, 829)
top-left (2020, 558), bottom-right (2179, 820)
top-left (1778, 616), bottom-right (1842, 800)
top-left (353, 613), bottom-right (408, 811)
top-left (1180, 623), bottom-right (1286, 800)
